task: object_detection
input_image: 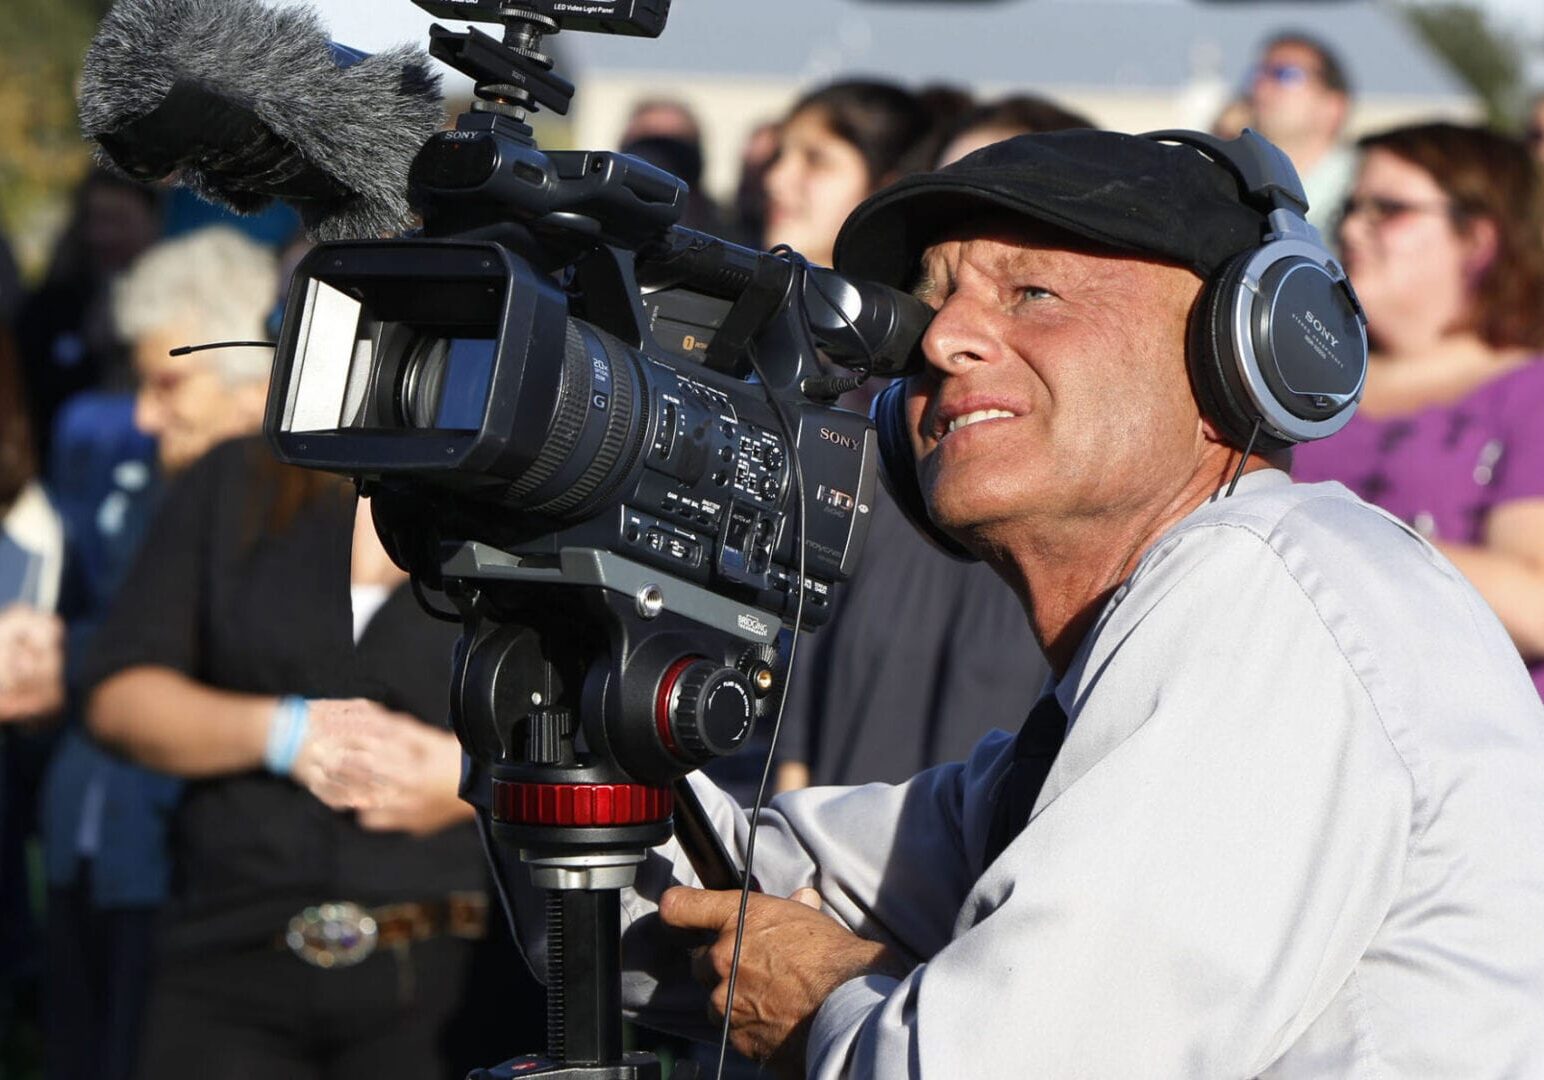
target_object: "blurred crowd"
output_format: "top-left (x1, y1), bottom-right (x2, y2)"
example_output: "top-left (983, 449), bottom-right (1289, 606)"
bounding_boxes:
top-left (2, 22), bottom-right (1544, 1080)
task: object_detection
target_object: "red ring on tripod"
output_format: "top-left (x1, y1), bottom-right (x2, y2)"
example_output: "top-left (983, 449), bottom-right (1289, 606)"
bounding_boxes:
top-left (492, 780), bottom-right (674, 826)
top-left (654, 655), bottom-right (702, 756)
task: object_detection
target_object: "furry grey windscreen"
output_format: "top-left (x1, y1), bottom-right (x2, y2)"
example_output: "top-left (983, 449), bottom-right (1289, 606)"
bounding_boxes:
top-left (79, 0), bottom-right (445, 240)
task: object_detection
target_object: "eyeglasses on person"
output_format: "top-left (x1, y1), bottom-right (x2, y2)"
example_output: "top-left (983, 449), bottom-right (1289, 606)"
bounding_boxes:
top-left (1335, 194), bottom-right (1463, 230)
top-left (1254, 62), bottom-right (1320, 86)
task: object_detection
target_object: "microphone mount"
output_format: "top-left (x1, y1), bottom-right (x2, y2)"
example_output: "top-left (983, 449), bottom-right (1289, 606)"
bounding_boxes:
top-left (413, 0), bottom-right (669, 138)
top-left (426, 19), bottom-right (573, 140)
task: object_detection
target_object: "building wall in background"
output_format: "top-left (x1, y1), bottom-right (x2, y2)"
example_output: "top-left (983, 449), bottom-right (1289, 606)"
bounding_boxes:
top-left (558, 0), bottom-right (1478, 206)
top-left (569, 75), bottom-right (1479, 205)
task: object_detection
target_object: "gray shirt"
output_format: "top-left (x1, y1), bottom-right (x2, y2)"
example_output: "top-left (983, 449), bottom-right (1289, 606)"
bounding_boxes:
top-left (513, 471), bottom-right (1544, 1077)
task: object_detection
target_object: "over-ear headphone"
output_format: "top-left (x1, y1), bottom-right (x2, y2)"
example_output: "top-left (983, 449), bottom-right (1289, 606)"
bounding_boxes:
top-left (870, 127), bottom-right (1369, 561)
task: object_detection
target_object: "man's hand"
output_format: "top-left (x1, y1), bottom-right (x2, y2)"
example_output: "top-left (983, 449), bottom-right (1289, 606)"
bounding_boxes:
top-left (660, 885), bottom-right (908, 1076)
top-left (291, 699), bottom-right (469, 835)
top-left (0, 604), bottom-right (65, 724)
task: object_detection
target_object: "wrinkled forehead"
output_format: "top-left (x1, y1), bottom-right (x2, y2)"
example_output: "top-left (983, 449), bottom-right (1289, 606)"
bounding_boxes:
top-left (915, 215), bottom-right (1100, 277)
top-left (912, 214), bottom-right (1198, 296)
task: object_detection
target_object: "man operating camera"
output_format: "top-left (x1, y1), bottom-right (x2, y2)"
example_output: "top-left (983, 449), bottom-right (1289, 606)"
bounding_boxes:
top-left (504, 129), bottom-right (1544, 1078)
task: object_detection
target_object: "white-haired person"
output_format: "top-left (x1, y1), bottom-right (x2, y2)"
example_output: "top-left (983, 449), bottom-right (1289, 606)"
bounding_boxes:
top-left (48, 225), bottom-right (517, 1080)
top-left (116, 224), bottom-right (280, 468)
top-left (39, 224), bottom-right (280, 1080)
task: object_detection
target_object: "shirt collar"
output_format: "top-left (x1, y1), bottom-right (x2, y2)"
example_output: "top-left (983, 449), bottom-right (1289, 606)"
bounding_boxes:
top-left (1051, 467), bottom-right (1294, 725)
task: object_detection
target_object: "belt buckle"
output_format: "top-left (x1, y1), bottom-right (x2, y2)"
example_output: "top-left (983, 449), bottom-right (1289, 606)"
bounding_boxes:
top-left (286, 901), bottom-right (378, 969)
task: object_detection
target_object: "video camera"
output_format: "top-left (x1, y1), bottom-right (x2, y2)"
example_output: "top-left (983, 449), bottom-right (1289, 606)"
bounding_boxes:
top-left (263, 0), bottom-right (933, 785)
top-left (81, 0), bottom-right (932, 1071)
top-left (253, 3), bottom-right (937, 1073)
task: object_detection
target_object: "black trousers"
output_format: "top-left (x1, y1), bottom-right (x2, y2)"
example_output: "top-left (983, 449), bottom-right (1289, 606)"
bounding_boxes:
top-left (134, 935), bottom-right (476, 1080)
top-left (44, 881), bottom-right (159, 1080)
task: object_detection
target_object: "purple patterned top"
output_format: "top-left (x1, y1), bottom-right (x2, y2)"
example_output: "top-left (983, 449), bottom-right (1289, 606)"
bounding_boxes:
top-left (1293, 358), bottom-right (1544, 698)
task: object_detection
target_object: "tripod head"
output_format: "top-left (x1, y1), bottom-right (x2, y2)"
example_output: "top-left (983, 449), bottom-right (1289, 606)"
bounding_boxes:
top-left (372, 483), bottom-right (770, 1076)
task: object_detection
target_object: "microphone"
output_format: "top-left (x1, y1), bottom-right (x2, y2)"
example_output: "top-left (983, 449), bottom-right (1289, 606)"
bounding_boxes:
top-left (78, 0), bottom-right (445, 241)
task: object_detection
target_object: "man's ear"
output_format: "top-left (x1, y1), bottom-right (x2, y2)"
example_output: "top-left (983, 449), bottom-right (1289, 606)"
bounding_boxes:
top-left (1199, 413), bottom-right (1229, 447)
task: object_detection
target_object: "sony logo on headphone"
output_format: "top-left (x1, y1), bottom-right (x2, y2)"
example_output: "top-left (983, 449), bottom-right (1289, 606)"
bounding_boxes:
top-left (818, 427), bottom-right (860, 451)
top-left (1304, 310), bottom-right (1339, 348)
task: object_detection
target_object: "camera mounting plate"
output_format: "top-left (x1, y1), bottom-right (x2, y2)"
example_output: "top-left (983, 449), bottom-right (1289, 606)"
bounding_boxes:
top-left (411, 0), bottom-right (669, 38)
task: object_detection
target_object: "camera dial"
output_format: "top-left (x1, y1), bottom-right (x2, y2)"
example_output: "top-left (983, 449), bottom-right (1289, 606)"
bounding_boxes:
top-left (655, 657), bottom-right (754, 765)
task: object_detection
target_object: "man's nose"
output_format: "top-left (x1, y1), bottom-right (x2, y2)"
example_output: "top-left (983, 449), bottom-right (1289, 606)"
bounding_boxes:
top-left (921, 295), bottom-right (994, 375)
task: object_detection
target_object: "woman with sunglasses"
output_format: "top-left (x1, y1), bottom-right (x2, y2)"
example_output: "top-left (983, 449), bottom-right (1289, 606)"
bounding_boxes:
top-left (1294, 122), bottom-right (1544, 698)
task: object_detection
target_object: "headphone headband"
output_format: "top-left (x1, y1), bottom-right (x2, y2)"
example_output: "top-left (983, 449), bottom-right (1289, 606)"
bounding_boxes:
top-left (1142, 128), bottom-right (1311, 219)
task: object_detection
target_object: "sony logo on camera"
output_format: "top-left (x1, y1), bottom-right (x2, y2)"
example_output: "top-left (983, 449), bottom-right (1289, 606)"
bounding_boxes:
top-left (818, 427), bottom-right (861, 452)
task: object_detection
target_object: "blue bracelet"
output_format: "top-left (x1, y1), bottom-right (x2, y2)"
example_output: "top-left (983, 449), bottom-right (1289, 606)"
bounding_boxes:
top-left (265, 696), bottom-right (311, 776)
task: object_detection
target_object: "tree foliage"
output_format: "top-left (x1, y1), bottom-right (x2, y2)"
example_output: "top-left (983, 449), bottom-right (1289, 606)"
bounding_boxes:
top-left (1398, 2), bottom-right (1526, 130)
top-left (0, 0), bottom-right (108, 248)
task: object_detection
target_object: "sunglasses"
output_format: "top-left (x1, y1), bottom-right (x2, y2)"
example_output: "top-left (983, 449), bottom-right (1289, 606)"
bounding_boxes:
top-left (1336, 194), bottom-right (1460, 228)
top-left (1255, 62), bottom-right (1320, 86)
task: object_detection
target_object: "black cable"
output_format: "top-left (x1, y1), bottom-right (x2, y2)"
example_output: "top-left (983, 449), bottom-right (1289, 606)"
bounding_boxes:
top-left (771, 244), bottom-right (881, 383)
top-left (801, 371), bottom-right (868, 401)
top-left (711, 332), bottom-right (810, 1080)
top-left (169, 340), bottom-right (277, 355)
top-left (411, 575), bottom-right (463, 623)
top-left (1225, 419), bottom-right (1263, 498)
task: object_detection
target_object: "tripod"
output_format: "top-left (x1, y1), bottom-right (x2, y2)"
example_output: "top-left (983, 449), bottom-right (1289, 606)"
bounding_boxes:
top-left (430, 540), bottom-right (773, 1080)
top-left (466, 772), bottom-right (738, 1079)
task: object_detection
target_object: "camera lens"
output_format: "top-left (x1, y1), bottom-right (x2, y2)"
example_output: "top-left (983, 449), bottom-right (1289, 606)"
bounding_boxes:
top-left (389, 332), bottom-right (497, 431)
top-left (399, 335), bottom-right (450, 428)
top-left (500, 320), bottom-right (649, 519)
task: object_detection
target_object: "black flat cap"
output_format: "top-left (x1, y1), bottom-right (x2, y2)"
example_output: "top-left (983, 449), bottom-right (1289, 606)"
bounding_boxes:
top-left (833, 129), bottom-right (1267, 288)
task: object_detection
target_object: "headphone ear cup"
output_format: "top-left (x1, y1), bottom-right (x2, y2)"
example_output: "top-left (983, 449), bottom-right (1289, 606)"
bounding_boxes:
top-left (1188, 250), bottom-right (1293, 453)
top-left (871, 378), bottom-right (976, 562)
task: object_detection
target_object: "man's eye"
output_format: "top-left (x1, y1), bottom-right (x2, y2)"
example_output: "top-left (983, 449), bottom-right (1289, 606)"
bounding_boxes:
top-left (1019, 285), bottom-right (1056, 301)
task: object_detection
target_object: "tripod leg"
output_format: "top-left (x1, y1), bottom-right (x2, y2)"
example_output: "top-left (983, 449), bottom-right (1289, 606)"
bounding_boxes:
top-left (545, 893), bottom-right (565, 1059)
top-left (551, 889), bottom-right (623, 1064)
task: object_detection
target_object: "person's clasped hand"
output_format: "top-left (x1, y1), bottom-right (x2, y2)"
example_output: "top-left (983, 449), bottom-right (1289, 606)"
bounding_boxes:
top-left (0, 603), bottom-right (65, 723)
top-left (659, 884), bottom-right (910, 1077)
top-left (290, 698), bottom-right (467, 835)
